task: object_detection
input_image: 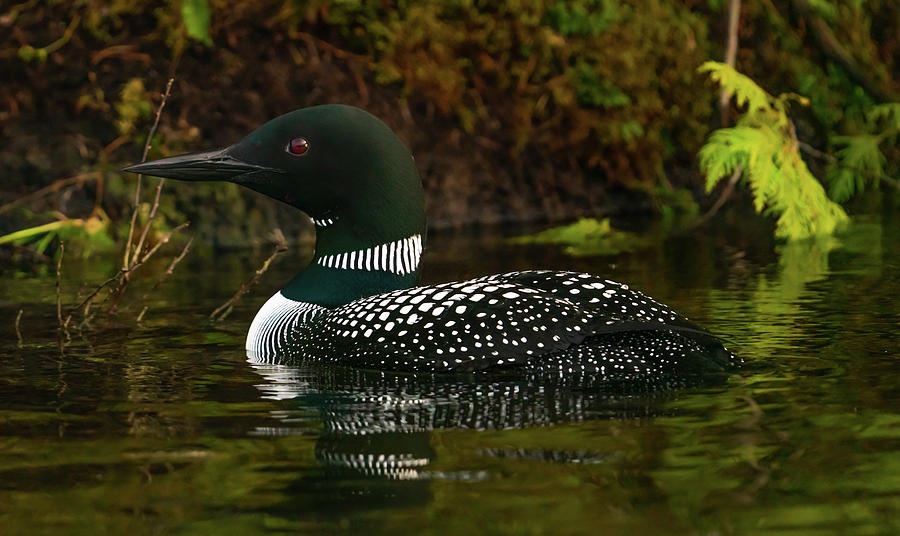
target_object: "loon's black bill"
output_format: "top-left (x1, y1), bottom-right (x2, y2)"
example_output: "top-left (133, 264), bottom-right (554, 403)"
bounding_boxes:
top-left (122, 149), bottom-right (278, 182)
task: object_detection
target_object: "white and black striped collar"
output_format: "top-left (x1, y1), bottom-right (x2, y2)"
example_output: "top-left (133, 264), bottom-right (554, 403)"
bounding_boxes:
top-left (315, 233), bottom-right (423, 276)
top-left (311, 215), bottom-right (338, 227)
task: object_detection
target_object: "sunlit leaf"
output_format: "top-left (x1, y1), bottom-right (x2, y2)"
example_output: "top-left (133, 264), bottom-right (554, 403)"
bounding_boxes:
top-left (182, 0), bottom-right (212, 46)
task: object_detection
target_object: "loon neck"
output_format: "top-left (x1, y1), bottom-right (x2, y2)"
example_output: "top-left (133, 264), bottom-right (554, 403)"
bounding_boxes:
top-left (281, 215), bottom-right (425, 307)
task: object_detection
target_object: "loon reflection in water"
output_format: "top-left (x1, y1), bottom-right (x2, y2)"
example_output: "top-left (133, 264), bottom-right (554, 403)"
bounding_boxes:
top-left (247, 353), bottom-right (701, 482)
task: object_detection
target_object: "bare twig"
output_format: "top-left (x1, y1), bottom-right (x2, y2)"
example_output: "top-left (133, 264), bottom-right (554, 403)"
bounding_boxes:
top-left (64, 272), bottom-right (122, 328)
top-left (42, 15), bottom-right (81, 55)
top-left (797, 141), bottom-right (836, 163)
top-left (164, 236), bottom-right (193, 275)
top-left (699, 1), bottom-right (743, 228)
top-left (136, 236), bottom-right (193, 322)
top-left (15, 309), bottom-right (23, 346)
top-left (113, 78), bottom-right (176, 313)
top-left (719, 0), bottom-right (742, 126)
top-left (798, 141), bottom-right (900, 191)
top-left (694, 165), bottom-right (743, 228)
top-left (873, 174), bottom-right (897, 191)
top-left (123, 78), bottom-right (175, 271)
top-left (136, 222), bottom-right (189, 266)
top-left (289, 31), bottom-right (373, 66)
top-left (67, 222), bottom-right (189, 324)
top-left (210, 230), bottom-right (288, 322)
top-left (790, 0), bottom-right (896, 103)
top-left (56, 243), bottom-right (64, 329)
top-left (0, 172), bottom-right (100, 216)
top-left (132, 174), bottom-right (167, 267)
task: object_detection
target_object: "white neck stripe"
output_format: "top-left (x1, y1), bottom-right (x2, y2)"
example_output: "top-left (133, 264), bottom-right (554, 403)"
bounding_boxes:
top-left (311, 216), bottom-right (337, 227)
top-left (316, 233), bottom-right (423, 275)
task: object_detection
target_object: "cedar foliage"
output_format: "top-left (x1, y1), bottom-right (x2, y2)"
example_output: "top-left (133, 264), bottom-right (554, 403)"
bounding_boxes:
top-left (827, 103), bottom-right (900, 202)
top-left (699, 62), bottom-right (847, 240)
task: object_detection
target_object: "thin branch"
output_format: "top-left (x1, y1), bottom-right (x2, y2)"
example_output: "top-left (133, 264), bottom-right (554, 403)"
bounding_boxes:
top-left (289, 31), bottom-right (373, 66)
top-left (694, 165), bottom-right (743, 228)
top-left (64, 271), bottom-right (121, 328)
top-left (790, 0), bottom-right (896, 103)
top-left (797, 141), bottom-right (835, 163)
top-left (56, 243), bottom-right (64, 329)
top-left (719, 0), bottom-right (742, 126)
top-left (164, 236), bottom-right (193, 275)
top-left (123, 162), bottom-right (142, 270)
top-left (42, 14), bottom-right (81, 55)
top-left (113, 78), bottom-right (176, 313)
top-left (210, 230), bottom-right (288, 322)
top-left (123, 78), bottom-right (175, 270)
top-left (879, 175), bottom-right (900, 191)
top-left (136, 221), bottom-right (189, 266)
top-left (131, 175), bottom-right (167, 267)
top-left (69, 222), bottom-right (189, 324)
top-left (0, 172), bottom-right (100, 216)
top-left (136, 236), bottom-right (193, 322)
top-left (701, 1), bottom-right (742, 227)
top-left (798, 141), bottom-right (900, 191)
top-left (15, 309), bottom-right (23, 346)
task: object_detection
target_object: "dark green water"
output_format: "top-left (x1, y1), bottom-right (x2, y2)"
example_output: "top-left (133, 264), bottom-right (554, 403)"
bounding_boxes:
top-left (1, 207), bottom-right (898, 535)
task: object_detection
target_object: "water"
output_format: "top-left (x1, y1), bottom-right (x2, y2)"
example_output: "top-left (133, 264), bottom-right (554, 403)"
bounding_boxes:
top-left (1, 206), bottom-right (898, 535)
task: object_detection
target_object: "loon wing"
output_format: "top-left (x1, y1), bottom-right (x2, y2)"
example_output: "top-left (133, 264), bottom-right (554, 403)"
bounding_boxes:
top-left (292, 278), bottom-right (597, 372)
top-left (287, 272), bottom-right (733, 374)
top-left (476, 271), bottom-right (704, 332)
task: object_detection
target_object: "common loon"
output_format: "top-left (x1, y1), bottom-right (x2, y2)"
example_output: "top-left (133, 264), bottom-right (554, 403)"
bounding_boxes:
top-left (125, 104), bottom-right (737, 380)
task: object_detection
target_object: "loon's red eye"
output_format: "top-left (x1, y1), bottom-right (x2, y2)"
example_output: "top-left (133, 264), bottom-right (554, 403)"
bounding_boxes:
top-left (286, 137), bottom-right (309, 156)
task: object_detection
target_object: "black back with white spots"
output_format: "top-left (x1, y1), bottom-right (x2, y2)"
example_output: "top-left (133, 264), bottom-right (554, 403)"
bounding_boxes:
top-left (280, 270), bottom-right (738, 380)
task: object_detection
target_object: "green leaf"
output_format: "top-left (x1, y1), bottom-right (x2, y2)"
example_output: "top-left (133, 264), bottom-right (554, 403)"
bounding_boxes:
top-left (182, 0), bottom-right (212, 46)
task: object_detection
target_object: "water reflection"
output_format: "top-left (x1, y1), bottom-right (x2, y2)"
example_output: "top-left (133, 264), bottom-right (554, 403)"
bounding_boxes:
top-left (248, 355), bottom-right (683, 483)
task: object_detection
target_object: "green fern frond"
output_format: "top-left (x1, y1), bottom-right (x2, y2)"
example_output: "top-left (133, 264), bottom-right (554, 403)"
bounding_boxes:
top-left (698, 61), bottom-right (772, 115)
top-left (699, 64), bottom-right (848, 240)
top-left (827, 134), bottom-right (887, 202)
top-left (699, 126), bottom-right (775, 192)
top-left (866, 103), bottom-right (900, 130)
top-left (826, 167), bottom-right (862, 204)
top-left (832, 135), bottom-right (886, 175)
top-left (769, 151), bottom-right (847, 239)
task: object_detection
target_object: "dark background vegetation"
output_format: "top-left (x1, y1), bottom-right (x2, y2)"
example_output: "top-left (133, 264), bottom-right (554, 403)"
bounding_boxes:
top-left (1, 0), bottom-right (898, 252)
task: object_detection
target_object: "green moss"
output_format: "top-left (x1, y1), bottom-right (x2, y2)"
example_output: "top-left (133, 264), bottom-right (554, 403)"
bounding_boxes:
top-left (510, 217), bottom-right (647, 256)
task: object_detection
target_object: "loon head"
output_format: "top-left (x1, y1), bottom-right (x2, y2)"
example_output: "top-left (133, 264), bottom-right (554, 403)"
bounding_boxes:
top-left (125, 105), bottom-right (427, 305)
top-left (124, 104), bottom-right (425, 239)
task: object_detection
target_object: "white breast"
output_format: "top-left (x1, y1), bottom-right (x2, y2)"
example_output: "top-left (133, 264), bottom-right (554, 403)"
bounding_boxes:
top-left (245, 291), bottom-right (324, 358)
